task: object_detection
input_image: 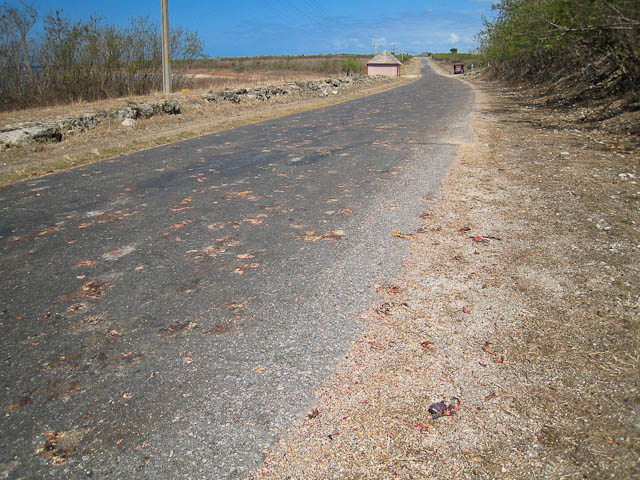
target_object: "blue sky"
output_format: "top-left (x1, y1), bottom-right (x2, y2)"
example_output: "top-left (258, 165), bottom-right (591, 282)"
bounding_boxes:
top-left (21, 0), bottom-right (494, 57)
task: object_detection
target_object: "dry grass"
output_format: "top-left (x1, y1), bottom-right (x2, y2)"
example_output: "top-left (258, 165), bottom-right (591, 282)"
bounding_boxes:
top-left (185, 69), bottom-right (331, 92)
top-left (249, 63), bottom-right (639, 479)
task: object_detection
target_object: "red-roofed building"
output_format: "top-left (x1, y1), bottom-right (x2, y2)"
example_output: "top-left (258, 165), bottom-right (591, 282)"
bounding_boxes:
top-left (366, 51), bottom-right (402, 77)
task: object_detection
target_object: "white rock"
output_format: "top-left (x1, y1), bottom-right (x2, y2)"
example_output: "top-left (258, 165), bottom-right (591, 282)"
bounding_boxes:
top-left (0, 129), bottom-right (30, 146)
top-left (121, 118), bottom-right (137, 127)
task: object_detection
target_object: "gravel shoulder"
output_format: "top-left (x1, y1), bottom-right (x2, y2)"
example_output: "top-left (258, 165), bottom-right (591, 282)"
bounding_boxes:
top-left (248, 65), bottom-right (639, 478)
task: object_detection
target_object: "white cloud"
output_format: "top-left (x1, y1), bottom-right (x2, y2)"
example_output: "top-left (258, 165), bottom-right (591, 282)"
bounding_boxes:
top-left (448, 33), bottom-right (460, 44)
top-left (332, 37), bottom-right (365, 51)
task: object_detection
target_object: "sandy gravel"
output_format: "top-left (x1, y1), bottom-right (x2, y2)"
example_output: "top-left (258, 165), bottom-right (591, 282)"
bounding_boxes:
top-left (247, 68), bottom-right (639, 478)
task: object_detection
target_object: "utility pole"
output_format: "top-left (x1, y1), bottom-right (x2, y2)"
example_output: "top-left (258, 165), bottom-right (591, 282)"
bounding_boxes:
top-left (161, 0), bottom-right (171, 95)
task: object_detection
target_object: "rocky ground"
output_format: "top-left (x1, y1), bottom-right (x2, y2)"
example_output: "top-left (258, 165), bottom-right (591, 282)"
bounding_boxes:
top-left (247, 66), bottom-right (639, 478)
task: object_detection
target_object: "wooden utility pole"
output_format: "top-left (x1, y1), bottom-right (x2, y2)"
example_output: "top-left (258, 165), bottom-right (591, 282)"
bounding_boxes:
top-left (161, 0), bottom-right (171, 95)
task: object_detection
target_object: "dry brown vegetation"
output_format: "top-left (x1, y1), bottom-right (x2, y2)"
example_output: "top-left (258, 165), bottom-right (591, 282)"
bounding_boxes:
top-left (249, 63), bottom-right (639, 479)
top-left (0, 3), bottom-right (205, 110)
top-left (186, 54), bottom-right (372, 76)
top-left (479, 0), bottom-right (639, 114)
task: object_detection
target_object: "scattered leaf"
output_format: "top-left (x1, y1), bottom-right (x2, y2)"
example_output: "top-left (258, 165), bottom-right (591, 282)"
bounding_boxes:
top-left (222, 190), bottom-right (254, 200)
top-left (225, 303), bottom-right (245, 311)
top-left (7, 396), bottom-right (32, 412)
top-left (170, 220), bottom-right (193, 230)
top-left (157, 321), bottom-right (198, 336)
top-left (208, 222), bottom-right (225, 231)
top-left (392, 231), bottom-right (413, 240)
top-left (482, 341), bottom-right (496, 355)
top-left (374, 284), bottom-right (402, 296)
top-left (323, 229), bottom-right (346, 241)
top-left (66, 303), bottom-right (85, 313)
top-left (75, 259), bottom-right (97, 268)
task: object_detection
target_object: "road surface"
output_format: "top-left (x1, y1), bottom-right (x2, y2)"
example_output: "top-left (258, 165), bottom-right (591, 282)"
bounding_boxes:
top-left (0, 60), bottom-right (474, 478)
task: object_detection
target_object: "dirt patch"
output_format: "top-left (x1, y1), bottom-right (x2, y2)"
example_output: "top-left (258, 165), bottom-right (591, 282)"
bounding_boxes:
top-left (248, 66), bottom-right (639, 477)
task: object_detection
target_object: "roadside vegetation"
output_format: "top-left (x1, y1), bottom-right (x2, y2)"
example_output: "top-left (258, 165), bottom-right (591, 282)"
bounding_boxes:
top-left (478, 0), bottom-right (639, 113)
top-left (431, 52), bottom-right (485, 68)
top-left (186, 54), bottom-right (371, 76)
top-left (0, 1), bottom-right (205, 111)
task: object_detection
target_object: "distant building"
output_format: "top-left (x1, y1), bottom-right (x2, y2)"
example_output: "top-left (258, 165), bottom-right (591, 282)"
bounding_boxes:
top-left (366, 51), bottom-right (402, 77)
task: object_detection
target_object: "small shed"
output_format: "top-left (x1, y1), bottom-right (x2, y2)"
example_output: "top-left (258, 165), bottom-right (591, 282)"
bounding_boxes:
top-left (366, 51), bottom-right (402, 77)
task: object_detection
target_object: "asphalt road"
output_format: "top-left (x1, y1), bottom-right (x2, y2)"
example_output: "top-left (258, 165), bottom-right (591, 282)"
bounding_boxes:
top-left (0, 60), bottom-right (474, 479)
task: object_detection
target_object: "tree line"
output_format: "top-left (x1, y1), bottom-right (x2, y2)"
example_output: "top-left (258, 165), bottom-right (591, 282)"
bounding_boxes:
top-left (0, 1), bottom-right (205, 111)
top-left (479, 0), bottom-right (639, 107)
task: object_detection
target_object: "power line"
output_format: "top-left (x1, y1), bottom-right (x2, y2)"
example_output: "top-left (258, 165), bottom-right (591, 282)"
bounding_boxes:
top-left (278, 0), bottom-right (325, 30)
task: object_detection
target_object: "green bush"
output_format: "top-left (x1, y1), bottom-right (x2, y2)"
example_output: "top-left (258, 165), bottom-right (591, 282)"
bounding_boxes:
top-left (341, 58), bottom-right (363, 75)
top-left (478, 0), bottom-right (639, 104)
